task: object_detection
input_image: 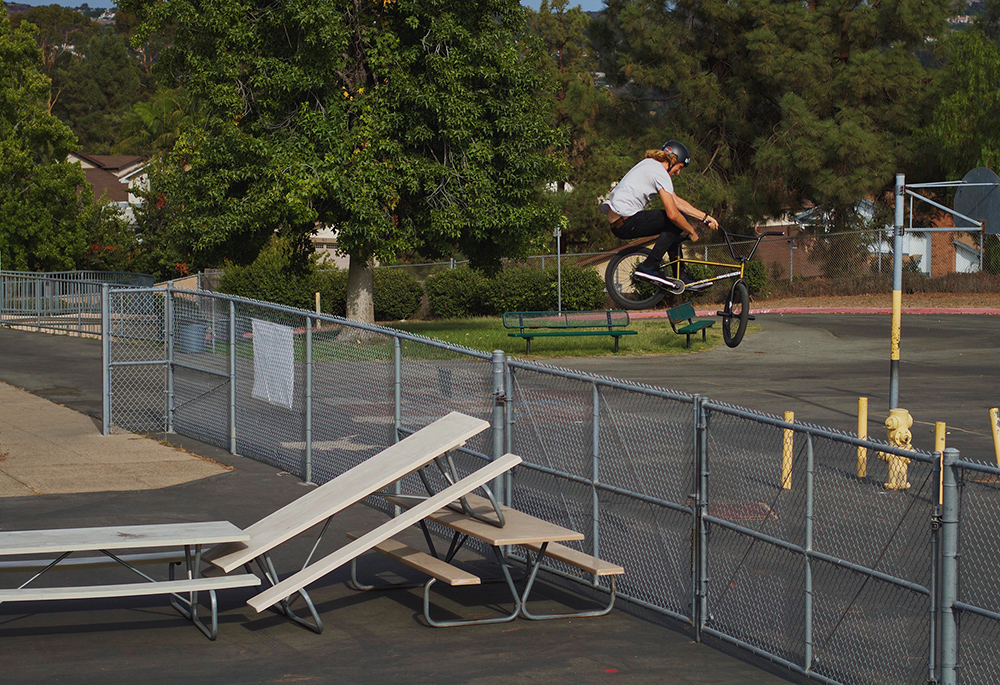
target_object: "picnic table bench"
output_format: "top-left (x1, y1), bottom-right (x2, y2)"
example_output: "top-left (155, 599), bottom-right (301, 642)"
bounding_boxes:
top-left (503, 310), bottom-right (636, 354)
top-left (666, 302), bottom-right (715, 348)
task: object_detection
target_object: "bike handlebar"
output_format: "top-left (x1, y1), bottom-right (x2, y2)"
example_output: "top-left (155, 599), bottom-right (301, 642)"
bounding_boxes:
top-left (716, 227), bottom-right (782, 263)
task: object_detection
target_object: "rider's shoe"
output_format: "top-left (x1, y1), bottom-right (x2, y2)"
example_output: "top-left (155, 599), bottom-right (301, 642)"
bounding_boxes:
top-left (634, 265), bottom-right (685, 294)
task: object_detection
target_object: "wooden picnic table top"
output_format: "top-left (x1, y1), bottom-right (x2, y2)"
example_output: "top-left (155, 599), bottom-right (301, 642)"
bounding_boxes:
top-left (0, 521), bottom-right (248, 556)
top-left (386, 494), bottom-right (584, 548)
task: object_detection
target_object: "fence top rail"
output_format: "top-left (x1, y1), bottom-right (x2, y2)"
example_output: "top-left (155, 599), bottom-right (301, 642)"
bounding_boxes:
top-left (2, 272), bottom-right (153, 287)
top-left (703, 399), bottom-right (937, 462)
top-left (955, 459), bottom-right (1000, 476)
top-left (507, 357), bottom-right (697, 403)
top-left (109, 286), bottom-right (494, 361)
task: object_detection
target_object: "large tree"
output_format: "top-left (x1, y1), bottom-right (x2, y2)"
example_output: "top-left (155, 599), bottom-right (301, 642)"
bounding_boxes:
top-left (526, 0), bottom-right (643, 252)
top-left (593, 0), bottom-right (950, 231)
top-left (0, 10), bottom-right (97, 272)
top-left (119, 0), bottom-right (562, 322)
top-left (51, 32), bottom-right (144, 153)
top-left (8, 5), bottom-right (100, 76)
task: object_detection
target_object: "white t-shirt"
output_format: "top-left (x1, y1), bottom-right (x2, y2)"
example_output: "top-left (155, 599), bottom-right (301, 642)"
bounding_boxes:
top-left (600, 158), bottom-right (674, 218)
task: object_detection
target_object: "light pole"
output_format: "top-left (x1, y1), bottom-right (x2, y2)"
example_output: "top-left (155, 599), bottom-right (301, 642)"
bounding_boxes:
top-left (553, 223), bottom-right (562, 313)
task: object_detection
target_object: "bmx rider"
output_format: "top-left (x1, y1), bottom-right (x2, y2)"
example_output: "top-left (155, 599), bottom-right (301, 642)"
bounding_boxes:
top-left (600, 141), bottom-right (719, 291)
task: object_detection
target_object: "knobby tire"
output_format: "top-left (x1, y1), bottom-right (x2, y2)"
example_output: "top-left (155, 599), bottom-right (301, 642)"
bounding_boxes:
top-left (605, 246), bottom-right (667, 311)
top-left (721, 280), bottom-right (749, 347)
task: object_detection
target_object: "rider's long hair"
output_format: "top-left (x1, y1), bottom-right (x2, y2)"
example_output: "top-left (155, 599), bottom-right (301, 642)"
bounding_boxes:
top-left (645, 149), bottom-right (678, 165)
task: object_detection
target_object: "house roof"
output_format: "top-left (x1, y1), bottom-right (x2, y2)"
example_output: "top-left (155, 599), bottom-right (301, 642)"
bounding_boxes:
top-left (83, 167), bottom-right (129, 203)
top-left (70, 152), bottom-right (149, 204)
top-left (70, 153), bottom-right (147, 177)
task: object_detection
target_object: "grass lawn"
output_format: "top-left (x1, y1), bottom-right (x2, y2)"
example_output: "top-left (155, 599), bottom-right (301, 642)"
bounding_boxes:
top-left (386, 316), bottom-right (744, 358)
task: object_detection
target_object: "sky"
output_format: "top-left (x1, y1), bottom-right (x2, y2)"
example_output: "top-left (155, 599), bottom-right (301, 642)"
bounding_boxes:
top-left (15, 0), bottom-right (610, 12)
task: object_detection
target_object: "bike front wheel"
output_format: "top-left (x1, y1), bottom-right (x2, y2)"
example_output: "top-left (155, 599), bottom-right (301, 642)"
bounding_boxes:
top-left (604, 246), bottom-right (668, 310)
top-left (720, 279), bottom-right (750, 347)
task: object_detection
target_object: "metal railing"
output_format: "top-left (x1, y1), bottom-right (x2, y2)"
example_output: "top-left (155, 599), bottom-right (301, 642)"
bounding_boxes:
top-left (1, 270), bottom-right (153, 337)
top-left (101, 285), bottom-right (997, 685)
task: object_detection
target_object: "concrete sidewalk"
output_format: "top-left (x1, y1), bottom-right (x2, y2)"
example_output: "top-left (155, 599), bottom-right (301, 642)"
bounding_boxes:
top-left (0, 328), bottom-right (793, 684)
top-left (0, 382), bottom-right (230, 497)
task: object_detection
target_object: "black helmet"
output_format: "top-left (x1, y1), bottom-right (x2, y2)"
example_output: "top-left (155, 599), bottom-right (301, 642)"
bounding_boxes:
top-left (661, 140), bottom-right (691, 166)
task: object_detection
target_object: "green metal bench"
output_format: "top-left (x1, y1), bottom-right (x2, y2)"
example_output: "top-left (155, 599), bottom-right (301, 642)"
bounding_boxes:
top-left (666, 302), bottom-right (714, 348)
top-left (502, 310), bottom-right (636, 354)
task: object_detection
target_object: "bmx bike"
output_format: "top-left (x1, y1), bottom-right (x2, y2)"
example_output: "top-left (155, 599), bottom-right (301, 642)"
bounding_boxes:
top-left (604, 227), bottom-right (782, 348)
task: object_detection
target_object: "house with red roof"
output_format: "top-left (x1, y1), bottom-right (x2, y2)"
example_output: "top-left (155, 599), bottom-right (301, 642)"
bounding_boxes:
top-left (69, 153), bottom-right (149, 222)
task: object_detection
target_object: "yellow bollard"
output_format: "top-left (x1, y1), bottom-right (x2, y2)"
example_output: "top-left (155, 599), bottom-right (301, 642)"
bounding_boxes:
top-left (314, 292), bottom-right (321, 329)
top-left (991, 408), bottom-right (1000, 467)
top-left (935, 422), bottom-right (946, 505)
top-left (782, 411), bottom-right (794, 490)
top-left (879, 408), bottom-right (913, 490)
top-left (857, 397), bottom-right (868, 478)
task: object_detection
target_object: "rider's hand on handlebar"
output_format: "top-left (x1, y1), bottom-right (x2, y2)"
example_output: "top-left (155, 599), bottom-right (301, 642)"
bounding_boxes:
top-left (701, 215), bottom-right (720, 231)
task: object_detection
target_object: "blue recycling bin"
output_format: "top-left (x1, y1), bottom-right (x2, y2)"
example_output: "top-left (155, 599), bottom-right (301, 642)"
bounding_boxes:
top-left (178, 323), bottom-right (207, 353)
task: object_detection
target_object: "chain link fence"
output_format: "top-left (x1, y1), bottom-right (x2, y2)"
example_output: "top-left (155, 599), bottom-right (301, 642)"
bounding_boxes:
top-left (377, 228), bottom-right (1000, 304)
top-left (102, 286), bottom-right (995, 685)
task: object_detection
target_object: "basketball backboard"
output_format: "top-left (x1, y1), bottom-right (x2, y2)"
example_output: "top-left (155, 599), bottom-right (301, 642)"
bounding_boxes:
top-left (954, 167), bottom-right (1000, 234)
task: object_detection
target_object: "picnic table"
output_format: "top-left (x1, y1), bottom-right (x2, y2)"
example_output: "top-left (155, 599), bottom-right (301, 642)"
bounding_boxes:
top-left (0, 521), bottom-right (258, 640)
top-left (384, 493), bottom-right (610, 626)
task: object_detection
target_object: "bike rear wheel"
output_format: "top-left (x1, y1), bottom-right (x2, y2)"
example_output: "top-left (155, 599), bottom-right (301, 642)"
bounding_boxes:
top-left (604, 247), bottom-right (668, 310)
top-left (720, 279), bottom-right (750, 347)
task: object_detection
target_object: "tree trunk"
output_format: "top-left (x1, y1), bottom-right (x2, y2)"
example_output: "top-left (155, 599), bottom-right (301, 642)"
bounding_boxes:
top-left (345, 254), bottom-right (375, 324)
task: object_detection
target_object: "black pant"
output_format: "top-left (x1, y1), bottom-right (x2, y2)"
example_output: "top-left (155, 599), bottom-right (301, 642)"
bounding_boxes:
top-left (611, 209), bottom-right (685, 268)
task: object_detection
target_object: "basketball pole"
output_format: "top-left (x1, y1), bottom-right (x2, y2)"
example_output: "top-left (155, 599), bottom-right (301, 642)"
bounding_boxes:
top-left (890, 174), bottom-right (904, 409)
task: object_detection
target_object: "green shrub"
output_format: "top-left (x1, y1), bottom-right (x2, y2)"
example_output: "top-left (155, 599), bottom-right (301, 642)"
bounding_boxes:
top-left (743, 258), bottom-right (769, 295)
top-left (425, 267), bottom-right (489, 318)
top-left (683, 262), bottom-right (715, 299)
top-left (547, 265), bottom-right (606, 311)
top-left (218, 237), bottom-right (323, 310)
top-left (374, 268), bottom-right (423, 321)
top-left (483, 268), bottom-right (549, 314)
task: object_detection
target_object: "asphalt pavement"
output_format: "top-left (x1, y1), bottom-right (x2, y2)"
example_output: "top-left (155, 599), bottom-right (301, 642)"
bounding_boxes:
top-left (0, 327), bottom-right (796, 684)
top-left (558, 312), bottom-right (1000, 462)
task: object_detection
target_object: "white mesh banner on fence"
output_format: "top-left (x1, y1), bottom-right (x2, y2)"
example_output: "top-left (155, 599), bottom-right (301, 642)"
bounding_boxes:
top-left (251, 318), bottom-right (295, 410)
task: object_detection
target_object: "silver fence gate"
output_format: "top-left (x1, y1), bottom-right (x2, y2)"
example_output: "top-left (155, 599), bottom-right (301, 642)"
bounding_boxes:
top-left (102, 286), bottom-right (995, 685)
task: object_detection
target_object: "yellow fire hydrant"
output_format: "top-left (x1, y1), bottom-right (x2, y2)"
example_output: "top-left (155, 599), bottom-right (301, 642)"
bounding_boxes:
top-left (879, 408), bottom-right (913, 490)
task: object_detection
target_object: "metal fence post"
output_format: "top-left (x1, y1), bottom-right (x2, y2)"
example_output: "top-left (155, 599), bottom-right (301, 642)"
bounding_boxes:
top-left (929, 451), bottom-right (942, 683)
top-left (491, 350), bottom-right (506, 499)
top-left (101, 283), bottom-right (111, 436)
top-left (228, 299), bottom-right (237, 455)
top-left (940, 447), bottom-right (960, 685)
top-left (504, 361), bottom-right (514, 505)
top-left (303, 316), bottom-right (314, 485)
top-left (789, 237), bottom-right (794, 283)
top-left (394, 336), bottom-right (402, 442)
top-left (804, 435), bottom-right (815, 672)
top-left (165, 284), bottom-right (175, 433)
top-left (591, 381), bottom-right (600, 583)
top-left (694, 396), bottom-right (709, 640)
